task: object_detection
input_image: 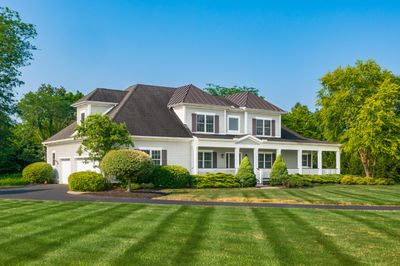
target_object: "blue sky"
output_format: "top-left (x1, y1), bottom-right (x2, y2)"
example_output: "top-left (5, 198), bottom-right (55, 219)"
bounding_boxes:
top-left (3, 0), bottom-right (400, 110)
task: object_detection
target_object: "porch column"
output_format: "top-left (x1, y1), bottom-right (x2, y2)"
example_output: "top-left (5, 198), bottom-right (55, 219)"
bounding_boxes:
top-left (336, 149), bottom-right (341, 174)
top-left (192, 138), bottom-right (198, 175)
top-left (317, 150), bottom-right (323, 175)
top-left (297, 149), bottom-right (303, 174)
top-left (276, 148), bottom-right (281, 157)
top-left (234, 147), bottom-right (240, 173)
top-left (253, 148), bottom-right (259, 181)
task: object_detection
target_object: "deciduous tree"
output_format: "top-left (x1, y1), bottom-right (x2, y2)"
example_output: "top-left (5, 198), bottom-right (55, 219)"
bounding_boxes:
top-left (204, 83), bottom-right (264, 98)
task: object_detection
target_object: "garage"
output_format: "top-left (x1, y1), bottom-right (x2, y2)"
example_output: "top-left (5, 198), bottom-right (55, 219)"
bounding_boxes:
top-left (60, 159), bottom-right (71, 184)
top-left (76, 158), bottom-right (95, 172)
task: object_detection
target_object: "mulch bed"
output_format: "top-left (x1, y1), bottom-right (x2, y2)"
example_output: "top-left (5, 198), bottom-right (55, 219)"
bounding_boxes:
top-left (84, 188), bottom-right (168, 199)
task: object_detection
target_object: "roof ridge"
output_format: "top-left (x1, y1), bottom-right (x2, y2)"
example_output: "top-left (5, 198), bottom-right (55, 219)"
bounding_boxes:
top-left (108, 86), bottom-right (138, 120)
top-left (182, 84), bottom-right (191, 102)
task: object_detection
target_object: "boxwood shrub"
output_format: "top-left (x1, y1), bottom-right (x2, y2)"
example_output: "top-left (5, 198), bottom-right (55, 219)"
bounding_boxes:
top-left (282, 175), bottom-right (312, 188)
top-left (22, 162), bottom-right (53, 184)
top-left (68, 171), bottom-right (107, 192)
top-left (147, 165), bottom-right (192, 188)
top-left (193, 173), bottom-right (240, 188)
top-left (299, 174), bottom-right (342, 184)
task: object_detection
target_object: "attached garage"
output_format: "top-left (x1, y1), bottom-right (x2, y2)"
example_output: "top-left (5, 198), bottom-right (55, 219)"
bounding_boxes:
top-left (76, 158), bottom-right (96, 172)
top-left (59, 159), bottom-right (71, 184)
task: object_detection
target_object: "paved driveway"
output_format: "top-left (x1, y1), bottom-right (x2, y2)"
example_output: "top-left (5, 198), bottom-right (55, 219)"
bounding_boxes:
top-left (0, 184), bottom-right (399, 211)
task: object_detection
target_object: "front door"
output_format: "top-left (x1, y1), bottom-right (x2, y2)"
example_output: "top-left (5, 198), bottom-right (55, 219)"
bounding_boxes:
top-left (60, 159), bottom-right (71, 184)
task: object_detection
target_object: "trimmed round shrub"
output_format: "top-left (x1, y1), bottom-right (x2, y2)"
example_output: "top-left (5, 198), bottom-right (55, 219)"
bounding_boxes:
top-left (235, 156), bottom-right (256, 187)
top-left (269, 155), bottom-right (288, 186)
top-left (193, 172), bottom-right (240, 188)
top-left (68, 171), bottom-right (106, 192)
top-left (148, 165), bottom-right (191, 188)
top-left (22, 162), bottom-right (53, 184)
top-left (100, 150), bottom-right (154, 192)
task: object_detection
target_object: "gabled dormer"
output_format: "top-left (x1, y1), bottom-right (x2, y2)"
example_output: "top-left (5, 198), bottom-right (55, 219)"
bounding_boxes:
top-left (168, 84), bottom-right (286, 137)
top-left (71, 88), bottom-right (127, 124)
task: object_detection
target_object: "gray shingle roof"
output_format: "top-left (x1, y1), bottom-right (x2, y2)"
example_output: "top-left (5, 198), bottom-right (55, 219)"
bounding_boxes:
top-left (73, 88), bottom-right (127, 105)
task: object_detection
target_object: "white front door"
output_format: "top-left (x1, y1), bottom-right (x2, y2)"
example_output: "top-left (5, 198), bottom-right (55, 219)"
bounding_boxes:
top-left (60, 159), bottom-right (71, 184)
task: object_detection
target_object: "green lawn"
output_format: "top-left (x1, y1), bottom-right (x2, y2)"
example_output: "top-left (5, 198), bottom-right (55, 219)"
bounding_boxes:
top-left (0, 200), bottom-right (399, 265)
top-left (160, 185), bottom-right (400, 205)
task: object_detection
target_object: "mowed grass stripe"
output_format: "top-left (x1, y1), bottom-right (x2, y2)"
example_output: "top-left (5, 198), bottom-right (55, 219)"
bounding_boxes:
top-left (0, 203), bottom-right (127, 264)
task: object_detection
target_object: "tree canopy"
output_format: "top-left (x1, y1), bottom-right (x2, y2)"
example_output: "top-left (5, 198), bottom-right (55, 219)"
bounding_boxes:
top-left (317, 60), bottom-right (400, 177)
top-left (18, 84), bottom-right (83, 141)
top-left (204, 83), bottom-right (264, 98)
top-left (75, 114), bottom-right (133, 163)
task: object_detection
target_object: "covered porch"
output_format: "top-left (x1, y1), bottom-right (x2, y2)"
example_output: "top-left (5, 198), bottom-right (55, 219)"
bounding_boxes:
top-left (191, 137), bottom-right (341, 184)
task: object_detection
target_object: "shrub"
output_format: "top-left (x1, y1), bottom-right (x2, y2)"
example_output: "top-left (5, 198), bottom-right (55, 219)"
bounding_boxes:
top-left (141, 183), bottom-right (155, 189)
top-left (282, 175), bottom-right (312, 188)
top-left (131, 183), bottom-right (141, 190)
top-left (340, 175), bottom-right (395, 185)
top-left (235, 156), bottom-right (256, 187)
top-left (147, 165), bottom-right (192, 188)
top-left (100, 150), bottom-right (154, 192)
top-left (22, 162), bottom-right (53, 184)
top-left (0, 173), bottom-right (29, 187)
top-left (193, 173), bottom-right (240, 188)
top-left (300, 174), bottom-right (342, 184)
top-left (269, 155), bottom-right (288, 186)
top-left (68, 171), bottom-right (106, 192)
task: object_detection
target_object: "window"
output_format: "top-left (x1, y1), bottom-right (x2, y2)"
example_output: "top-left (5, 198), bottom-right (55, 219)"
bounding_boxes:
top-left (225, 152), bottom-right (243, 168)
top-left (142, 149), bottom-right (162, 166)
top-left (255, 119), bottom-right (271, 136)
top-left (196, 114), bottom-right (214, 133)
top-left (258, 153), bottom-right (273, 169)
top-left (80, 112), bottom-right (86, 123)
top-left (228, 116), bottom-right (239, 133)
top-left (198, 151), bottom-right (213, 168)
top-left (52, 152), bottom-right (56, 166)
top-left (302, 153), bottom-right (312, 168)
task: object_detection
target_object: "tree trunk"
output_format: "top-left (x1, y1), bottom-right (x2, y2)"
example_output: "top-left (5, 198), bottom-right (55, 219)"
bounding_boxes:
top-left (359, 151), bottom-right (371, 177)
top-left (127, 178), bottom-right (131, 192)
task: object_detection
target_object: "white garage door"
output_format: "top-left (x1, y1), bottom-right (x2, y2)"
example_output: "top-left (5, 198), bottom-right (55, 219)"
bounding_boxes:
top-left (60, 159), bottom-right (71, 184)
top-left (76, 158), bottom-right (95, 172)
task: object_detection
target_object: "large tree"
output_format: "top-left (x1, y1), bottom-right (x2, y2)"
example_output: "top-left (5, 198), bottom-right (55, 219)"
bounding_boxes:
top-left (204, 83), bottom-right (264, 98)
top-left (317, 60), bottom-right (400, 177)
top-left (0, 7), bottom-right (36, 173)
top-left (18, 84), bottom-right (83, 141)
top-left (75, 114), bottom-right (133, 163)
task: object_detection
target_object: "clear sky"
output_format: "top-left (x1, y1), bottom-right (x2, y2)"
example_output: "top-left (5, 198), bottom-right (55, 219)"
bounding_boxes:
top-left (3, 0), bottom-right (400, 110)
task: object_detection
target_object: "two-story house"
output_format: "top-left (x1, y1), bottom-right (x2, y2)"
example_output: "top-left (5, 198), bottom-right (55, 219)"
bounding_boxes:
top-left (43, 84), bottom-right (341, 184)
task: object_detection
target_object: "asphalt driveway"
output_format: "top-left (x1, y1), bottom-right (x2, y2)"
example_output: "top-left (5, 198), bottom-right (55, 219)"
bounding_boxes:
top-left (0, 184), bottom-right (399, 211)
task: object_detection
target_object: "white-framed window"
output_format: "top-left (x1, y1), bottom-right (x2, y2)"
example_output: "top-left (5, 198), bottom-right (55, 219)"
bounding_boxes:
top-left (141, 149), bottom-right (162, 166)
top-left (198, 151), bottom-right (213, 168)
top-left (258, 152), bottom-right (273, 169)
top-left (302, 153), bottom-right (312, 168)
top-left (255, 119), bottom-right (272, 136)
top-left (225, 152), bottom-right (243, 168)
top-left (227, 115), bottom-right (240, 133)
top-left (196, 114), bottom-right (214, 133)
top-left (80, 110), bottom-right (86, 123)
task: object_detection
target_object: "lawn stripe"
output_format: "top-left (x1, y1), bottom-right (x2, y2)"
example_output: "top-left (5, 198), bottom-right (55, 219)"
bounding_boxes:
top-left (0, 200), bottom-right (42, 211)
top-left (280, 209), bottom-right (361, 265)
top-left (0, 203), bottom-right (128, 264)
top-left (325, 190), bottom-right (385, 204)
top-left (0, 201), bottom-right (89, 229)
top-left (280, 189), bottom-right (314, 203)
top-left (173, 206), bottom-right (215, 264)
top-left (0, 201), bottom-right (68, 221)
top-left (111, 205), bottom-right (189, 265)
top-left (254, 188), bottom-right (271, 199)
top-left (331, 210), bottom-right (400, 240)
top-left (296, 189), bottom-right (337, 204)
top-left (28, 204), bottom-right (148, 265)
top-left (252, 207), bottom-right (304, 265)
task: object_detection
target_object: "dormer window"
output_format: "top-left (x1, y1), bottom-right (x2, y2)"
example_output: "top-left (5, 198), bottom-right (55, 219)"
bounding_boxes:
top-left (196, 114), bottom-right (214, 133)
top-left (256, 119), bottom-right (271, 136)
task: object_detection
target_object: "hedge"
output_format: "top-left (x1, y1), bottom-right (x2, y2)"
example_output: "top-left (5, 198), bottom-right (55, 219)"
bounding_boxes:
top-left (22, 162), bottom-right (53, 184)
top-left (193, 173), bottom-right (240, 188)
top-left (146, 165), bottom-right (191, 188)
top-left (68, 171), bottom-right (107, 192)
top-left (340, 175), bottom-right (395, 185)
top-left (296, 174), bottom-right (342, 184)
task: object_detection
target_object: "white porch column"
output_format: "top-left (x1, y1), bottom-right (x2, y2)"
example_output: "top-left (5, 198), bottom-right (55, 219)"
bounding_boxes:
top-left (234, 147), bottom-right (240, 172)
top-left (297, 149), bottom-right (303, 174)
top-left (317, 150), bottom-right (323, 175)
top-left (253, 147), bottom-right (259, 170)
top-left (276, 148), bottom-right (281, 157)
top-left (244, 111), bottom-right (248, 134)
top-left (336, 149), bottom-right (341, 174)
top-left (192, 138), bottom-right (198, 175)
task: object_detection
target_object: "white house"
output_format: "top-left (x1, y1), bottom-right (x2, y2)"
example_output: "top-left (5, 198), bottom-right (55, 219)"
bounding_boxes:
top-left (43, 84), bottom-right (341, 184)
